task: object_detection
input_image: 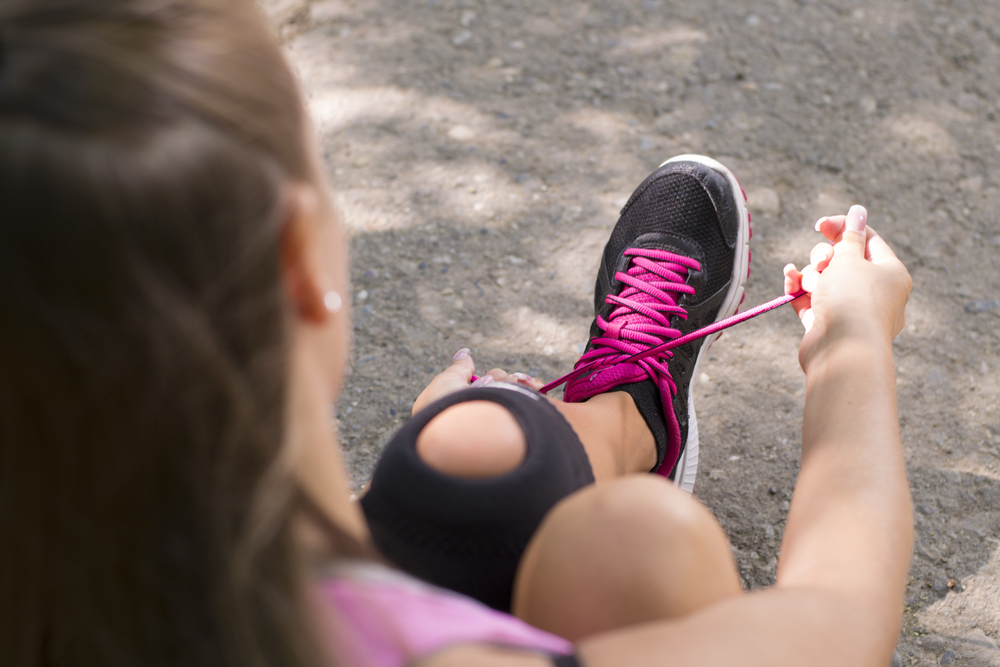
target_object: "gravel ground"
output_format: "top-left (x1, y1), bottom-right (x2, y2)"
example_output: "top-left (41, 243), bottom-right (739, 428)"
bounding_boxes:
top-left (263, 0), bottom-right (1000, 663)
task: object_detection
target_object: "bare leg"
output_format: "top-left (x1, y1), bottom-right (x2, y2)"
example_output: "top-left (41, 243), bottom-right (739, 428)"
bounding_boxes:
top-left (550, 393), bottom-right (656, 479)
top-left (415, 391), bottom-right (655, 481)
top-left (412, 381), bottom-right (733, 637)
top-left (512, 475), bottom-right (742, 641)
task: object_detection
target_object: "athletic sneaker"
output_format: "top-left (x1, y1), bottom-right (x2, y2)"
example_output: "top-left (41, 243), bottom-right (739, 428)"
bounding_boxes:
top-left (561, 155), bottom-right (750, 492)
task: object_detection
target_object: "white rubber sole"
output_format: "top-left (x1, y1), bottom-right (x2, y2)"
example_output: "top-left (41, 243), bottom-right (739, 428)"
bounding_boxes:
top-left (658, 154), bottom-right (751, 494)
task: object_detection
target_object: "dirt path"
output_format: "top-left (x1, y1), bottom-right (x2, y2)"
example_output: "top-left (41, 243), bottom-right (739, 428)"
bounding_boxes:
top-left (264, 0), bottom-right (1000, 663)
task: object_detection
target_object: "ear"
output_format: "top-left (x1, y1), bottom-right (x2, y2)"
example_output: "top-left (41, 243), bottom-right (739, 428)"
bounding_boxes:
top-left (281, 184), bottom-right (330, 324)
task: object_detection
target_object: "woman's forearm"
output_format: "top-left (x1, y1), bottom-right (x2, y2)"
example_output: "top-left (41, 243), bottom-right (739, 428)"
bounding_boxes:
top-left (777, 336), bottom-right (912, 641)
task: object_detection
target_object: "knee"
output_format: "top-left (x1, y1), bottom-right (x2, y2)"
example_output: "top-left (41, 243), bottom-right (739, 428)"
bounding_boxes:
top-left (585, 476), bottom-right (718, 544)
top-left (541, 476), bottom-right (727, 573)
top-left (513, 477), bottom-right (740, 639)
top-left (415, 400), bottom-right (526, 479)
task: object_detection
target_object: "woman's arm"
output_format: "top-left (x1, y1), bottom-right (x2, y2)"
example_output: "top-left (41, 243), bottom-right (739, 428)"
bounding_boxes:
top-left (574, 206), bottom-right (913, 667)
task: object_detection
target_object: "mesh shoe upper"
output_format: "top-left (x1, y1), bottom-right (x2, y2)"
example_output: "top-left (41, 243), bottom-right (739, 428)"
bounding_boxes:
top-left (565, 160), bottom-right (741, 476)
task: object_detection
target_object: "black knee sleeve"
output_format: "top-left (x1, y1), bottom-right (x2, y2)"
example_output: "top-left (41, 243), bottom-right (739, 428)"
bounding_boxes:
top-left (360, 383), bottom-right (594, 611)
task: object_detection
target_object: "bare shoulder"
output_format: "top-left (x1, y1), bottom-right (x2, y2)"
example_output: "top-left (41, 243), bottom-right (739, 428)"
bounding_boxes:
top-left (416, 644), bottom-right (555, 667)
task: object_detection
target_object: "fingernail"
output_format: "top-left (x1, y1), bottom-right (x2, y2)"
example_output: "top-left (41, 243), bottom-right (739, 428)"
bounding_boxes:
top-left (846, 205), bottom-right (867, 233)
top-left (512, 372), bottom-right (535, 382)
top-left (814, 216), bottom-right (828, 232)
top-left (452, 348), bottom-right (470, 362)
top-left (782, 263), bottom-right (796, 276)
top-left (471, 374), bottom-right (494, 387)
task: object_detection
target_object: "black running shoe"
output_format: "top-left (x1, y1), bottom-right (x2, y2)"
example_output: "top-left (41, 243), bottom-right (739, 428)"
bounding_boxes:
top-left (563, 155), bottom-right (751, 491)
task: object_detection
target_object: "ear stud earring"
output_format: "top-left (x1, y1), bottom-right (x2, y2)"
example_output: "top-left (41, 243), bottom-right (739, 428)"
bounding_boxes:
top-left (323, 290), bottom-right (343, 314)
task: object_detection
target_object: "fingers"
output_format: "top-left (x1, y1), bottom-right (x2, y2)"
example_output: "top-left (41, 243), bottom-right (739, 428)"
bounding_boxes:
top-left (800, 265), bottom-right (821, 293)
top-left (484, 368), bottom-right (509, 383)
top-left (809, 242), bottom-right (835, 272)
top-left (413, 348), bottom-right (478, 413)
top-left (472, 366), bottom-right (543, 390)
top-left (783, 263), bottom-right (813, 331)
top-left (814, 215), bottom-right (846, 242)
top-left (447, 348), bottom-right (475, 382)
top-left (832, 205), bottom-right (868, 258)
top-left (511, 374), bottom-right (546, 391)
top-left (471, 374), bottom-right (495, 387)
top-left (783, 263), bottom-right (802, 295)
top-left (790, 294), bottom-right (813, 330)
top-left (817, 208), bottom-right (899, 265)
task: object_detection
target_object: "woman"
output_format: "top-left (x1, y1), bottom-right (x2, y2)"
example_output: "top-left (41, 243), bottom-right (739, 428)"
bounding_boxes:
top-left (0, 1), bottom-right (913, 665)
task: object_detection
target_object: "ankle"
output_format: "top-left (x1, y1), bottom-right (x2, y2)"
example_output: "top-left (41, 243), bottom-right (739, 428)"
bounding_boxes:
top-left (617, 392), bottom-right (657, 472)
top-left (584, 393), bottom-right (656, 474)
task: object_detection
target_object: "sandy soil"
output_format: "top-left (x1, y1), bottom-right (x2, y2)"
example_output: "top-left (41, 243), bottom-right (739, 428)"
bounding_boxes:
top-left (262, 0), bottom-right (1000, 663)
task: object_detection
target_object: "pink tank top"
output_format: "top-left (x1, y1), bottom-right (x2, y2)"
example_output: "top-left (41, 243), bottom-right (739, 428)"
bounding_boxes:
top-left (314, 561), bottom-right (573, 667)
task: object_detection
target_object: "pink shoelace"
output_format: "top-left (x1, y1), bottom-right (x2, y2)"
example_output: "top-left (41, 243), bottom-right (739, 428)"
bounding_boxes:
top-left (539, 247), bottom-right (804, 471)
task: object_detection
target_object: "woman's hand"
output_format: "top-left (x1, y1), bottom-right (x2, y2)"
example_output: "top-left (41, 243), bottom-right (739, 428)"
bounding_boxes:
top-left (782, 205), bottom-right (912, 372)
top-left (411, 349), bottom-right (544, 414)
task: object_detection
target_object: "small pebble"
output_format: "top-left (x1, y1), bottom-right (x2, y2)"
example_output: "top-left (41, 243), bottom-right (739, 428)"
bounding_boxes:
top-left (890, 650), bottom-right (902, 667)
top-left (363, 268), bottom-right (378, 280)
top-left (746, 187), bottom-right (782, 215)
top-left (448, 124), bottom-right (476, 141)
top-left (921, 636), bottom-right (947, 651)
top-left (940, 649), bottom-right (957, 665)
top-left (932, 577), bottom-right (949, 593)
top-left (769, 486), bottom-right (778, 495)
top-left (965, 299), bottom-right (998, 313)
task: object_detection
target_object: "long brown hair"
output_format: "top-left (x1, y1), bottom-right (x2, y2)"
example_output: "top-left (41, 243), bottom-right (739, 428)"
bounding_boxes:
top-left (0, 0), bottom-right (339, 664)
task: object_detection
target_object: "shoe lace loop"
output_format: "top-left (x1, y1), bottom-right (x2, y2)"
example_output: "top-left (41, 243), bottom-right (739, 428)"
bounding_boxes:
top-left (572, 248), bottom-right (700, 396)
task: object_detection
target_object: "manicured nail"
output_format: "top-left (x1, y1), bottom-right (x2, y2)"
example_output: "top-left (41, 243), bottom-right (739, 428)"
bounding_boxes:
top-left (512, 372), bottom-right (535, 382)
top-left (453, 348), bottom-right (470, 362)
top-left (846, 205), bottom-right (867, 233)
top-left (471, 374), bottom-right (495, 387)
top-left (814, 216), bottom-right (828, 232)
